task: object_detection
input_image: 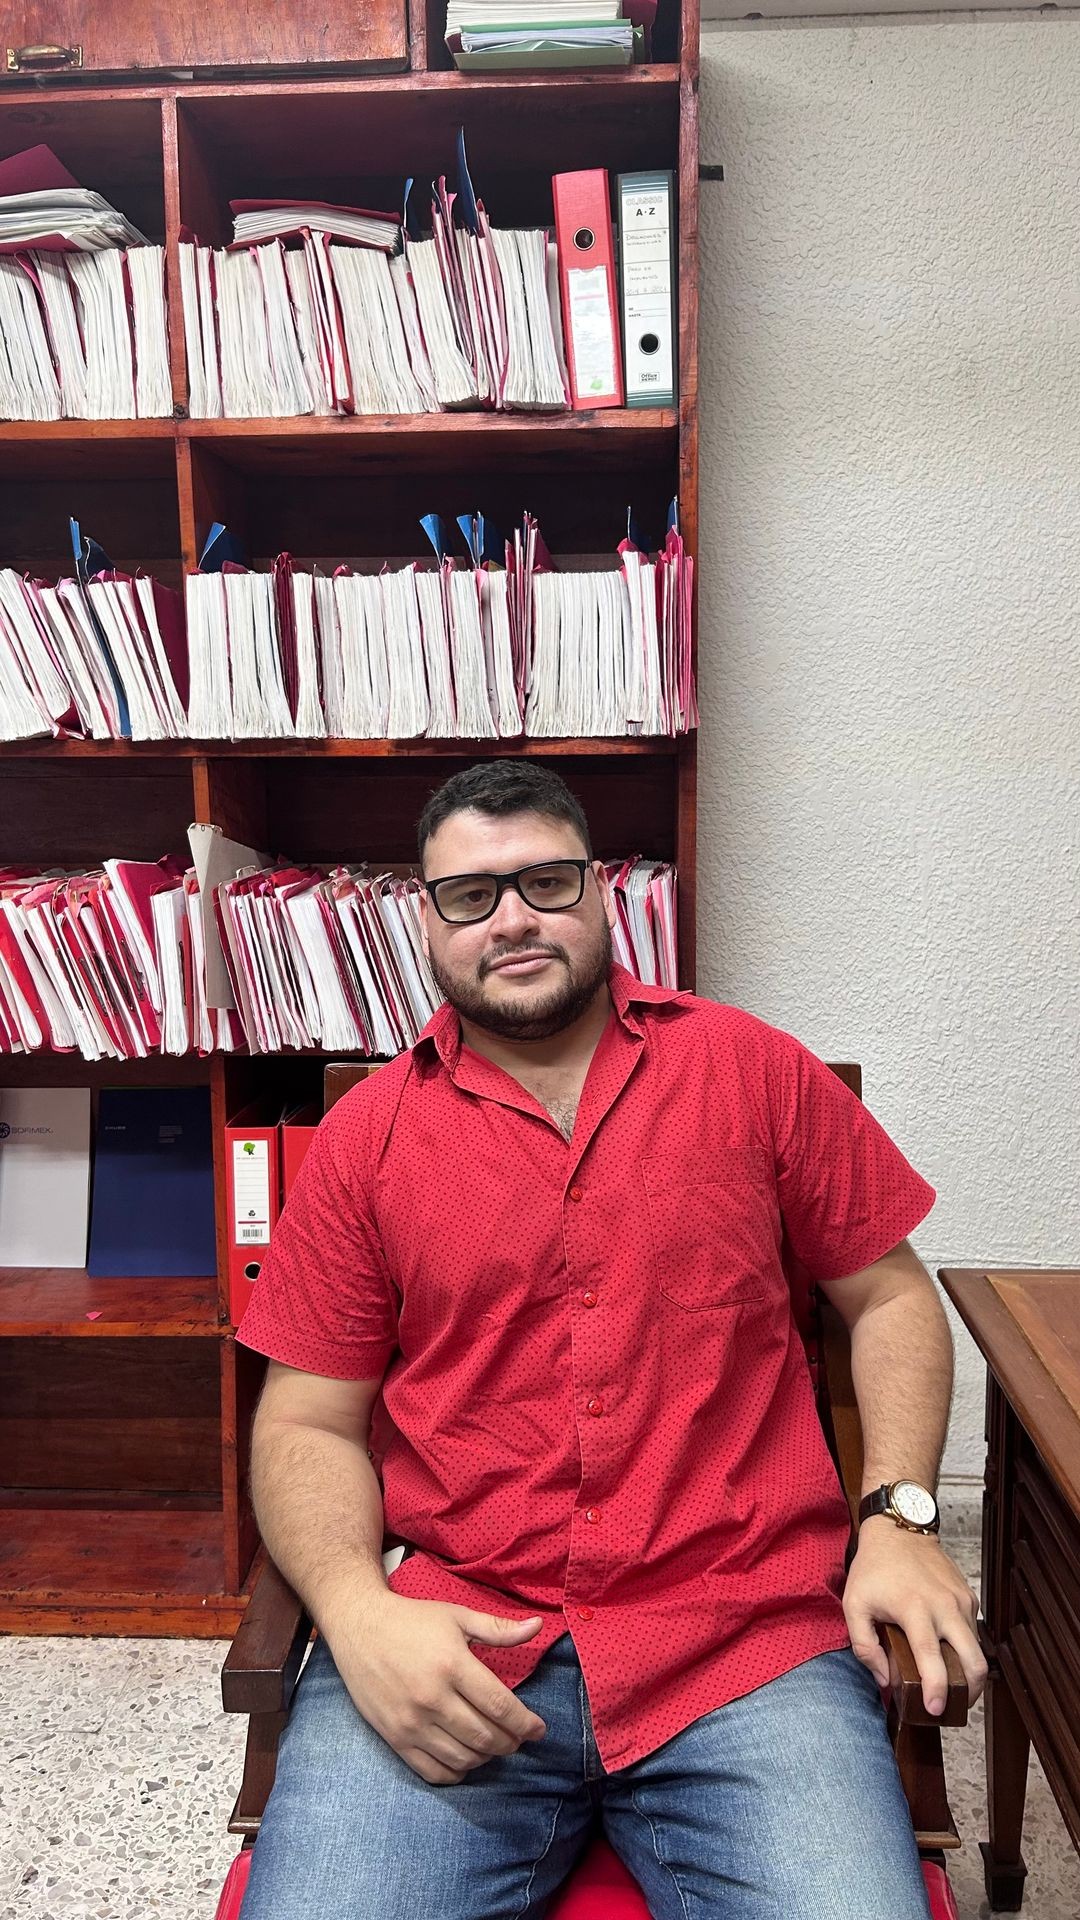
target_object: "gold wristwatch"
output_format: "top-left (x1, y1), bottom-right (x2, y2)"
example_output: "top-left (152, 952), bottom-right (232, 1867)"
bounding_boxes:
top-left (858, 1480), bottom-right (940, 1535)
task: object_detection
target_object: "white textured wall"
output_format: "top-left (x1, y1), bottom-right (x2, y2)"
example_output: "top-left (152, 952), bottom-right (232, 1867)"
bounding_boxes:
top-left (698, 18), bottom-right (1080, 1479)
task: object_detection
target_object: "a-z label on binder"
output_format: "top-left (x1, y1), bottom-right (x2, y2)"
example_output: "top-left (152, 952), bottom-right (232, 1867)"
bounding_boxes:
top-left (617, 171), bottom-right (676, 408)
top-left (232, 1137), bottom-right (271, 1244)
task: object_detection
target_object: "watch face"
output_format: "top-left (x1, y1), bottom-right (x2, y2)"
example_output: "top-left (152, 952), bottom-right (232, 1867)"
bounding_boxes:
top-left (893, 1481), bottom-right (937, 1527)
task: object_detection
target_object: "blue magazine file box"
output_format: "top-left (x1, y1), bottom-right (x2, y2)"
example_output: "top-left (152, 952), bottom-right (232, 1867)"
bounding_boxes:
top-left (88, 1088), bottom-right (217, 1278)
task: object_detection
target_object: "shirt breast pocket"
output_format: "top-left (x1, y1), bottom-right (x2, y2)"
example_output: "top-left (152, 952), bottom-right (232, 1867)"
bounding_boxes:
top-left (642, 1149), bottom-right (780, 1309)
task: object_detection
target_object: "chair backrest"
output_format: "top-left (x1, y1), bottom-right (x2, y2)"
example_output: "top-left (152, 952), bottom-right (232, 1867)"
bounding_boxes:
top-left (784, 1060), bottom-right (862, 1401)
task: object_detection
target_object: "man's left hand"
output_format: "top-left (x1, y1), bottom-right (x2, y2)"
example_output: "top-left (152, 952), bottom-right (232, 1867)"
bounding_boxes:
top-left (842, 1516), bottom-right (988, 1716)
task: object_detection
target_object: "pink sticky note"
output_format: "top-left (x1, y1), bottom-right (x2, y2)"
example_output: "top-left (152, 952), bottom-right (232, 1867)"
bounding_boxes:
top-left (85, 1311), bottom-right (103, 1320)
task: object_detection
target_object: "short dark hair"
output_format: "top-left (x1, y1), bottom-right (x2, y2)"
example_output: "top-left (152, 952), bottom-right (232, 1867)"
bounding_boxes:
top-left (417, 761), bottom-right (593, 872)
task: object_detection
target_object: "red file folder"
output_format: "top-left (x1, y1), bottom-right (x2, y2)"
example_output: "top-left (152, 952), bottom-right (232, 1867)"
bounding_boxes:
top-left (281, 1102), bottom-right (320, 1200)
top-left (224, 1103), bottom-right (282, 1328)
top-left (552, 170), bottom-right (624, 412)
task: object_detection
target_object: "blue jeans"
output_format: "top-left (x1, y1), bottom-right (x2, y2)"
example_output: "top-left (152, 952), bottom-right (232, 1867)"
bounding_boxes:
top-left (240, 1630), bottom-right (932, 1919)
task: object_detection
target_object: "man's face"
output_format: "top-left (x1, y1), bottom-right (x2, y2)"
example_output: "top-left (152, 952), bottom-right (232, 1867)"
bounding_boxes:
top-left (419, 809), bottom-right (616, 1042)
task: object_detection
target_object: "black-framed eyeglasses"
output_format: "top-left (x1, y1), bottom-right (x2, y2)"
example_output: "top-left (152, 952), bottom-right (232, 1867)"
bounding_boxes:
top-left (425, 860), bottom-right (591, 925)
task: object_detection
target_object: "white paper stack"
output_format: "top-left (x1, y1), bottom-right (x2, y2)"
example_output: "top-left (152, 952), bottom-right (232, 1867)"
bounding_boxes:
top-left (0, 859), bottom-right (178, 1061)
top-left (0, 567), bottom-right (187, 742)
top-left (0, 186), bottom-right (147, 252)
top-left (603, 856), bottom-right (678, 987)
top-left (0, 247), bottom-right (171, 421)
top-left (185, 558), bottom-right (523, 742)
top-left (231, 200), bottom-right (400, 251)
top-left (180, 211), bottom-right (569, 418)
top-left (517, 517), bottom-right (696, 737)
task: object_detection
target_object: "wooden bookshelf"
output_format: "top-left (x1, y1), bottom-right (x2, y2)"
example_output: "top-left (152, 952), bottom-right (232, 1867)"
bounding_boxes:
top-left (0, 0), bottom-right (700, 1634)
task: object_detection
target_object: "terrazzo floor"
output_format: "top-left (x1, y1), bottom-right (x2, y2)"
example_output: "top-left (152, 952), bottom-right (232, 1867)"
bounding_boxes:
top-left (2, 1518), bottom-right (1078, 1920)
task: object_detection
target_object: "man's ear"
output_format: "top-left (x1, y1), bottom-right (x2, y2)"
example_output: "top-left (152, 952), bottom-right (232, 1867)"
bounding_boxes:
top-left (593, 860), bottom-right (617, 930)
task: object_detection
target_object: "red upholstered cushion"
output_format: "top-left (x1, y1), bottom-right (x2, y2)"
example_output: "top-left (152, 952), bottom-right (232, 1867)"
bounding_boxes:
top-left (548, 1836), bottom-right (649, 1917)
top-left (214, 1834), bottom-right (958, 1918)
top-left (213, 1847), bottom-right (251, 1920)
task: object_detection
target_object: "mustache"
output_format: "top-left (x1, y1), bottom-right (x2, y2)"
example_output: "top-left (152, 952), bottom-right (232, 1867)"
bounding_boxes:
top-left (482, 943), bottom-right (567, 975)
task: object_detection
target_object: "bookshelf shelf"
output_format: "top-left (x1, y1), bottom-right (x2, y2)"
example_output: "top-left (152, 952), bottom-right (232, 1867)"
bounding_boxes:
top-left (0, 1270), bottom-right (221, 1339)
top-left (181, 409), bottom-right (678, 472)
top-left (0, 0), bottom-right (700, 1632)
top-left (0, 1506), bottom-right (255, 1637)
top-left (0, 734), bottom-right (683, 760)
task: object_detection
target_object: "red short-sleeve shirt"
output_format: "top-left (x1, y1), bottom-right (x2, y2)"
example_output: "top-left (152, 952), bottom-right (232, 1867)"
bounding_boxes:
top-left (237, 963), bottom-right (936, 1769)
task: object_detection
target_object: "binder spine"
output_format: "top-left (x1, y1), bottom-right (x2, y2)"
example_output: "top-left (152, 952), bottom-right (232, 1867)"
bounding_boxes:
top-left (224, 1110), bottom-right (282, 1328)
top-left (616, 170), bottom-right (676, 410)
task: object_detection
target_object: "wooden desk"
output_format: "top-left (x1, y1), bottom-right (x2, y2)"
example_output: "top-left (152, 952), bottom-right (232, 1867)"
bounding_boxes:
top-left (939, 1269), bottom-right (1080, 1912)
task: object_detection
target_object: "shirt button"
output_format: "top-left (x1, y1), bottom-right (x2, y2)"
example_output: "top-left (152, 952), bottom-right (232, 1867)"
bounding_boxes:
top-left (586, 1397), bottom-right (604, 1416)
top-left (577, 1606), bottom-right (595, 1621)
top-left (582, 1290), bottom-right (598, 1308)
top-left (569, 1184), bottom-right (583, 1201)
top-left (585, 1508), bottom-right (602, 1524)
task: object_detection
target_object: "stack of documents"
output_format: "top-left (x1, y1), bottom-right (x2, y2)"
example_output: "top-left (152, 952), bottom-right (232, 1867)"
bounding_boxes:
top-left (181, 140), bottom-right (568, 417)
top-left (0, 565), bottom-right (187, 742)
top-left (0, 857), bottom-right (201, 1062)
top-left (0, 246), bottom-right (171, 420)
top-left (184, 515), bottom-right (695, 741)
top-left (230, 199), bottom-right (400, 251)
top-left (0, 145), bottom-right (169, 420)
top-left (604, 857), bottom-right (677, 987)
top-left (180, 229), bottom-right (567, 419)
top-left (1, 501), bottom-right (695, 742)
top-left (445, 0), bottom-right (653, 68)
top-left (0, 144), bottom-right (149, 252)
top-left (0, 843), bottom-right (678, 1060)
top-left (516, 509), bottom-right (697, 736)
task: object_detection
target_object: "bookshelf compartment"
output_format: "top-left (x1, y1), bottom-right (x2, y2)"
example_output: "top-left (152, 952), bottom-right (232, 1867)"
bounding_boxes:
top-left (186, 459), bottom-right (679, 576)
top-left (0, 1503), bottom-right (248, 1637)
top-left (1, 1335), bottom-right (220, 1495)
top-left (0, 758), bottom-right (195, 868)
top-left (0, 455), bottom-right (181, 587)
top-left (420, 0), bottom-right (684, 73)
top-left (182, 413), bottom-right (678, 479)
top-left (0, 92), bottom-right (167, 244)
top-left (174, 75), bottom-right (679, 245)
top-left (257, 751), bottom-right (680, 867)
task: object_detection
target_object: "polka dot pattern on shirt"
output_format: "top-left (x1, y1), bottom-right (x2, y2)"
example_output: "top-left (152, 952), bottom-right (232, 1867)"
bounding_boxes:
top-left (237, 962), bottom-right (936, 1769)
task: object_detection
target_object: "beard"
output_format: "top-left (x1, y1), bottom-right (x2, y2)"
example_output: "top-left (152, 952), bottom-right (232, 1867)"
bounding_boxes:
top-left (427, 914), bottom-right (613, 1042)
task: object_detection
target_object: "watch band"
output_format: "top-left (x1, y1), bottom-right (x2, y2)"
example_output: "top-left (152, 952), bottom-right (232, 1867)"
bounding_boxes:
top-left (858, 1483), bottom-right (940, 1533)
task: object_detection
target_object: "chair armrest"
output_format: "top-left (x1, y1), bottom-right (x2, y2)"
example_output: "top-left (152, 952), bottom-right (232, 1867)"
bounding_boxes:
top-left (882, 1622), bottom-right (969, 1728)
top-left (819, 1301), bottom-right (969, 1729)
top-left (221, 1555), bottom-right (313, 1717)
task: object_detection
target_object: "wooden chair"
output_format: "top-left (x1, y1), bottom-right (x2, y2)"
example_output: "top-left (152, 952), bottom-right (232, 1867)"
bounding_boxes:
top-left (214, 1063), bottom-right (969, 1917)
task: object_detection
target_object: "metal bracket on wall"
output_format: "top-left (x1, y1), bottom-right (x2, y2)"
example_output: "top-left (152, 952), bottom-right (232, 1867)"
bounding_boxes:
top-left (699, 165), bottom-right (725, 181)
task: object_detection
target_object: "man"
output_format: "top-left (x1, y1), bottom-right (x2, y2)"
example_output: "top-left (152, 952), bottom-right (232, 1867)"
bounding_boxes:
top-left (237, 760), bottom-right (984, 1920)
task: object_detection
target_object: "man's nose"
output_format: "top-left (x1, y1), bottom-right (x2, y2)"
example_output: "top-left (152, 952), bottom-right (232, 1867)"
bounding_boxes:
top-left (487, 884), bottom-right (541, 944)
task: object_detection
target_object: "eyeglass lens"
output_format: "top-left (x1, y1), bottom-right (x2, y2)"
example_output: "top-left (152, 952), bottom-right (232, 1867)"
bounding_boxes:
top-left (436, 863), bottom-right (584, 923)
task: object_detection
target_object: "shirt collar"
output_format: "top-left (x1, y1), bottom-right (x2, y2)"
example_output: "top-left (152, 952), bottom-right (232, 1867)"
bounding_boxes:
top-left (411, 963), bottom-right (689, 1074)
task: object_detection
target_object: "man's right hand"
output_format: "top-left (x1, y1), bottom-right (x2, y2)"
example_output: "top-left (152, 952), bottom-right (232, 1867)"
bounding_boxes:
top-left (323, 1589), bottom-right (549, 1784)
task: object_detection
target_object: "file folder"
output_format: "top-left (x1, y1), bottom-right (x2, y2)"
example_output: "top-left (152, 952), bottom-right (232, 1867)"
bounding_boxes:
top-left (225, 1102), bottom-right (282, 1327)
top-left (552, 170), bottom-right (624, 410)
top-left (0, 1086), bottom-right (91, 1268)
top-left (617, 171), bottom-right (676, 408)
top-left (87, 1087), bottom-right (216, 1278)
top-left (281, 1102), bottom-right (320, 1200)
